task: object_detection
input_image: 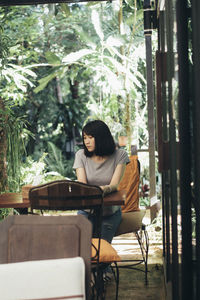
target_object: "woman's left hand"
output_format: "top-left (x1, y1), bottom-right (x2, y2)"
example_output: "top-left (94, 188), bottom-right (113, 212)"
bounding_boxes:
top-left (100, 185), bottom-right (115, 195)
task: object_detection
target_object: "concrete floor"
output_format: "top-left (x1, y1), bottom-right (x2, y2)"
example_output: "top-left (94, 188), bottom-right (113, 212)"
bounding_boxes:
top-left (105, 226), bottom-right (165, 299)
top-left (52, 209), bottom-right (165, 299)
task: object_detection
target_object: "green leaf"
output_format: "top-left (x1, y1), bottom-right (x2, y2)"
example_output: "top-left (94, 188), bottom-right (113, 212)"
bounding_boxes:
top-left (8, 64), bottom-right (37, 78)
top-left (60, 3), bottom-right (71, 17)
top-left (104, 56), bottom-right (127, 74)
top-left (74, 25), bottom-right (96, 49)
top-left (62, 49), bottom-right (94, 64)
top-left (34, 72), bottom-right (57, 93)
top-left (106, 36), bottom-right (124, 48)
top-left (91, 9), bottom-right (104, 41)
top-left (2, 68), bottom-right (34, 90)
top-left (45, 51), bottom-right (61, 65)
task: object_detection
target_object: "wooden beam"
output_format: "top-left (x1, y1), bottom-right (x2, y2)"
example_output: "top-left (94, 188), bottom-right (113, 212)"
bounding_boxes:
top-left (0, 0), bottom-right (106, 6)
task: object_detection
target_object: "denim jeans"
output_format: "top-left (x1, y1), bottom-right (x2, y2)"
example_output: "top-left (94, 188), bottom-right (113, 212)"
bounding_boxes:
top-left (77, 208), bottom-right (122, 243)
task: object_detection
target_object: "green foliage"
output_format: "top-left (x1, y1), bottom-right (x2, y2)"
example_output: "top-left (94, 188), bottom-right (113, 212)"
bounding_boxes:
top-left (29, 2), bottom-right (147, 151)
top-left (0, 7), bottom-right (39, 193)
top-left (139, 197), bottom-right (150, 208)
top-left (147, 210), bottom-right (162, 244)
top-left (0, 28), bottom-right (10, 67)
top-left (44, 142), bottom-right (76, 179)
top-left (0, 8), bottom-right (12, 67)
top-left (20, 155), bottom-right (47, 186)
top-left (0, 2), bottom-right (149, 196)
top-left (0, 208), bottom-right (13, 221)
top-left (20, 154), bottom-right (67, 187)
top-left (20, 148), bottom-right (75, 187)
top-left (0, 7), bottom-right (38, 105)
top-left (0, 104), bottom-right (31, 192)
top-left (0, 5), bottom-right (90, 159)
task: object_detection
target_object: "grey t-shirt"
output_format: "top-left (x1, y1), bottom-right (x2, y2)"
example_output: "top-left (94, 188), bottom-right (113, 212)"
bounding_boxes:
top-left (73, 148), bottom-right (130, 216)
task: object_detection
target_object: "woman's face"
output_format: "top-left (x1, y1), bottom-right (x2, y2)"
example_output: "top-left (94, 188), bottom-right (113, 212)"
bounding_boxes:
top-left (83, 133), bottom-right (95, 152)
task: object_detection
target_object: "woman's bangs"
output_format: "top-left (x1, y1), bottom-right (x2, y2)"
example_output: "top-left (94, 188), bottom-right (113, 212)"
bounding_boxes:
top-left (82, 125), bottom-right (95, 137)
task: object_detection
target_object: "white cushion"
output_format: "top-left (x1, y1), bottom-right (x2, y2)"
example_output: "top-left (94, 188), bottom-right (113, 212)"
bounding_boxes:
top-left (0, 257), bottom-right (85, 300)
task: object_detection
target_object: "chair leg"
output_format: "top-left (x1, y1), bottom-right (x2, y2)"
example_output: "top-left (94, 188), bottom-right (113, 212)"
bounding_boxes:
top-left (113, 225), bottom-right (149, 290)
top-left (91, 267), bottom-right (106, 300)
top-left (93, 263), bottom-right (119, 300)
top-left (98, 269), bottom-right (106, 300)
top-left (111, 262), bottom-right (119, 300)
top-left (135, 224), bottom-right (149, 284)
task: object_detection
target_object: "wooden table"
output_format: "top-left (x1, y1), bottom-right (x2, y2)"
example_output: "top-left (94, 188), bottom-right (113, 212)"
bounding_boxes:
top-left (0, 193), bottom-right (29, 209)
top-left (0, 186), bottom-right (126, 210)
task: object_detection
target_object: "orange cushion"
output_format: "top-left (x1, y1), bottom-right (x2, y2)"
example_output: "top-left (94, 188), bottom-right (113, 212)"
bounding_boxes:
top-left (118, 155), bottom-right (140, 212)
top-left (91, 238), bottom-right (121, 263)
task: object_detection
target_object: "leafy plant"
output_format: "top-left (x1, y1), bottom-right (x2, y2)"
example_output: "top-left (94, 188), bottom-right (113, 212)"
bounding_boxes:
top-left (0, 7), bottom-right (38, 193)
top-left (0, 208), bottom-right (14, 221)
top-left (20, 148), bottom-right (75, 187)
top-left (31, 2), bottom-right (147, 155)
top-left (139, 197), bottom-right (150, 208)
top-left (6, 114), bottom-right (31, 191)
top-left (0, 103), bottom-right (31, 192)
top-left (20, 155), bottom-right (47, 186)
top-left (20, 154), bottom-right (68, 187)
top-left (0, 3), bottom-right (149, 193)
top-left (44, 142), bottom-right (76, 179)
top-left (147, 210), bottom-right (162, 244)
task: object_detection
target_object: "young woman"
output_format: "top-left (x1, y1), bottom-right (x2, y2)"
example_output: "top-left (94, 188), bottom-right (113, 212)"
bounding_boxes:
top-left (73, 120), bottom-right (129, 244)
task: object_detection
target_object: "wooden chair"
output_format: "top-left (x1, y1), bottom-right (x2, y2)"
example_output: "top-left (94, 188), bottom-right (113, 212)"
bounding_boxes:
top-left (0, 214), bottom-right (92, 300)
top-left (28, 179), bottom-right (120, 300)
top-left (115, 155), bottom-right (149, 284)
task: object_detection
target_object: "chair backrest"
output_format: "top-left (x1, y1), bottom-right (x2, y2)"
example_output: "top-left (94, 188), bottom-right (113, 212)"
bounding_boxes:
top-left (0, 257), bottom-right (86, 300)
top-left (29, 179), bottom-right (103, 238)
top-left (0, 214), bottom-right (92, 300)
top-left (118, 155), bottom-right (140, 212)
top-left (29, 179), bottom-right (103, 211)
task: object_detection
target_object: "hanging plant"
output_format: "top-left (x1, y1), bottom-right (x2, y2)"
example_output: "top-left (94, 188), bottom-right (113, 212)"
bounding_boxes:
top-left (6, 111), bottom-right (30, 192)
top-left (0, 100), bottom-right (8, 192)
top-left (0, 102), bottom-right (31, 193)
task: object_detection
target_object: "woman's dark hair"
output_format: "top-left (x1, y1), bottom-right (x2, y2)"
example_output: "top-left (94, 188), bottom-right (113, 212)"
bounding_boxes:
top-left (82, 120), bottom-right (116, 157)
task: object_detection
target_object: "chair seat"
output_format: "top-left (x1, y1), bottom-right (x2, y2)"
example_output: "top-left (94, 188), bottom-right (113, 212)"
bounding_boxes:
top-left (0, 257), bottom-right (86, 300)
top-left (115, 209), bottom-right (146, 236)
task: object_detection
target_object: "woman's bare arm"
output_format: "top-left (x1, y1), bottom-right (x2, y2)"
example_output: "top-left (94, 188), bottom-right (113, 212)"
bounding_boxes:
top-left (76, 164), bottom-right (126, 194)
top-left (76, 168), bottom-right (87, 184)
top-left (100, 164), bottom-right (126, 194)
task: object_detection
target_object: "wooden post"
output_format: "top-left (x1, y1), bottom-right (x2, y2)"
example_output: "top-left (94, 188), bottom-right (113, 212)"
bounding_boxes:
top-left (145, 35), bottom-right (158, 221)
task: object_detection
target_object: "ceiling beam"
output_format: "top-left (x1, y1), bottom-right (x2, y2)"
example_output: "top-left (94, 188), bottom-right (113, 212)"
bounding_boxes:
top-left (0, 0), bottom-right (108, 6)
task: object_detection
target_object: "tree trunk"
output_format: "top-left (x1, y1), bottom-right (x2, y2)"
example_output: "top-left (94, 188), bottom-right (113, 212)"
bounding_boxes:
top-left (56, 77), bottom-right (63, 104)
top-left (0, 99), bottom-right (8, 192)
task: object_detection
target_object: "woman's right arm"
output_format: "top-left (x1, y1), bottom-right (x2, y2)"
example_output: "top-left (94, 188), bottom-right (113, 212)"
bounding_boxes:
top-left (76, 167), bottom-right (87, 184)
